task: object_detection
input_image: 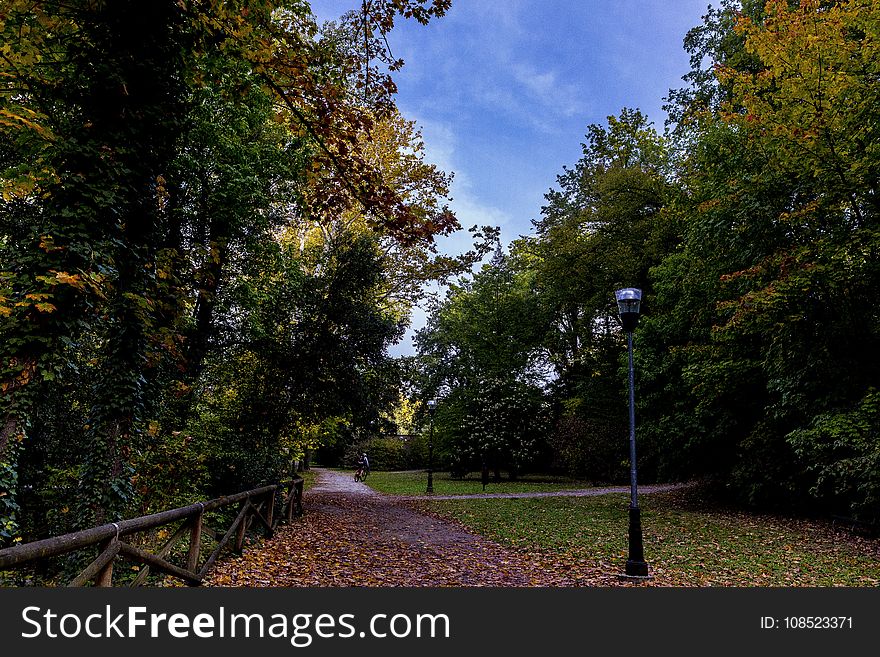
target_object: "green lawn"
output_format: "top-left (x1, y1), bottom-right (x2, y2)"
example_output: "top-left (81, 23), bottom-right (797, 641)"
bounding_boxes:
top-left (414, 488), bottom-right (880, 586)
top-left (361, 469), bottom-right (593, 496)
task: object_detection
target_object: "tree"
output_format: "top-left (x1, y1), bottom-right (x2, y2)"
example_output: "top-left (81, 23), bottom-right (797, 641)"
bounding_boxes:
top-left (415, 244), bottom-right (552, 477)
top-left (642, 0), bottom-right (880, 515)
top-left (0, 0), bottom-right (194, 526)
top-left (522, 109), bottom-right (677, 479)
top-left (283, 108), bottom-right (495, 326)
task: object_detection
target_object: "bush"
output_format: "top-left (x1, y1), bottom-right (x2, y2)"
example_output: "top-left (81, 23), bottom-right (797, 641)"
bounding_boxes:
top-left (788, 389), bottom-right (880, 520)
top-left (548, 400), bottom-right (628, 484)
top-left (344, 436), bottom-right (413, 471)
top-left (405, 431), bottom-right (429, 469)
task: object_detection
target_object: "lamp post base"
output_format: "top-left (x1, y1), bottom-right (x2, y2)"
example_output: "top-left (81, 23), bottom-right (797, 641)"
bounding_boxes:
top-left (426, 471), bottom-right (434, 494)
top-left (625, 506), bottom-right (649, 577)
top-left (624, 560), bottom-right (650, 577)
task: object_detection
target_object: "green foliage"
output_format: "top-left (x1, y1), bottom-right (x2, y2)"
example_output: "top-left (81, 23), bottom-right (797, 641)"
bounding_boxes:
top-left (548, 398), bottom-right (627, 484)
top-left (788, 390), bottom-right (880, 520)
top-left (0, 437), bottom-right (21, 544)
top-left (638, 0), bottom-right (880, 515)
top-left (131, 430), bottom-right (208, 515)
top-left (415, 243), bottom-right (556, 477)
top-left (0, 0), bottom-right (460, 555)
top-left (417, 244), bottom-right (551, 387)
top-left (459, 377), bottom-right (550, 478)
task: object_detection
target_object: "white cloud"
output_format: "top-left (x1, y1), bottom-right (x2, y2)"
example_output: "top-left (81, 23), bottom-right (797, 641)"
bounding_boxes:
top-left (508, 62), bottom-right (587, 124)
top-left (455, 0), bottom-right (528, 39)
top-left (420, 3), bottom-right (587, 132)
top-left (406, 113), bottom-right (512, 253)
top-left (407, 116), bottom-right (456, 181)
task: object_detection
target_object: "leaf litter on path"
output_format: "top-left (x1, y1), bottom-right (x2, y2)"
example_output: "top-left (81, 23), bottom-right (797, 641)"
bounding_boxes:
top-left (204, 491), bottom-right (625, 587)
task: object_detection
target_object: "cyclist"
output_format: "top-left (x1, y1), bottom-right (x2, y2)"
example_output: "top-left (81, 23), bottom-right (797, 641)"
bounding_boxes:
top-left (355, 452), bottom-right (370, 481)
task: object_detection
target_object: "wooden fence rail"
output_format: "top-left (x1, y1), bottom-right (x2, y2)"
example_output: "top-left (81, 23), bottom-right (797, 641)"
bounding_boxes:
top-left (0, 477), bottom-right (304, 587)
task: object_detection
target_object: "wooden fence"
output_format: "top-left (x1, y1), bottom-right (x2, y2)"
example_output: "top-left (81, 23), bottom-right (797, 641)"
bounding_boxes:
top-left (0, 477), bottom-right (303, 587)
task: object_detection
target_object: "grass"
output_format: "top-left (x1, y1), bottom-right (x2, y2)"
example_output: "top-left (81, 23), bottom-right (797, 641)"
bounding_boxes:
top-left (360, 469), bottom-right (593, 496)
top-left (413, 487), bottom-right (880, 586)
top-left (298, 469), bottom-right (318, 491)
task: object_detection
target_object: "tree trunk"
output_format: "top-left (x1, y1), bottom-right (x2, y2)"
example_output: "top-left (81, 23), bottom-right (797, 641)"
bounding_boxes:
top-left (0, 416), bottom-right (19, 463)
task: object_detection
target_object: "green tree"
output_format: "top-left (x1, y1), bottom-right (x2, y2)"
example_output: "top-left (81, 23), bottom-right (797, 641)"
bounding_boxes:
top-left (643, 0), bottom-right (880, 515)
top-left (416, 244), bottom-right (552, 477)
top-left (524, 109), bottom-right (677, 479)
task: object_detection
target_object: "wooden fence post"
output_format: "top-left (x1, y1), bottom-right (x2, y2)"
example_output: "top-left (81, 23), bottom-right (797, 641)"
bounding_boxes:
top-left (95, 526), bottom-right (119, 587)
top-left (294, 478), bottom-right (303, 516)
top-left (234, 501), bottom-right (249, 552)
top-left (286, 480), bottom-right (295, 523)
top-left (68, 540), bottom-right (121, 587)
top-left (187, 504), bottom-right (204, 574)
top-left (265, 489), bottom-right (275, 529)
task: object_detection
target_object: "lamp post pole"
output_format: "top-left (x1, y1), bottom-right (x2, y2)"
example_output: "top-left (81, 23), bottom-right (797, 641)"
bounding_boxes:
top-left (426, 399), bottom-right (436, 494)
top-left (615, 288), bottom-right (649, 578)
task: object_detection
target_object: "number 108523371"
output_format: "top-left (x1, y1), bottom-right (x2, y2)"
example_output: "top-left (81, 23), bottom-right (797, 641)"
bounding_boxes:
top-left (761, 616), bottom-right (853, 630)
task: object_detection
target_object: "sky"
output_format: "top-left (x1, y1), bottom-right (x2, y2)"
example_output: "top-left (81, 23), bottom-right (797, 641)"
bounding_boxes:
top-left (312, 0), bottom-right (713, 354)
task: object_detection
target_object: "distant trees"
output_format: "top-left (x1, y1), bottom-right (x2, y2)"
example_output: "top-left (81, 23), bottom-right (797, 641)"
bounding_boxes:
top-left (415, 245), bottom-right (551, 477)
top-left (415, 109), bottom-right (674, 482)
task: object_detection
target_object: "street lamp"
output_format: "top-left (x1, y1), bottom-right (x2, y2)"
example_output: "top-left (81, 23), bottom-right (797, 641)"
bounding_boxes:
top-left (615, 287), bottom-right (649, 578)
top-left (426, 399), bottom-right (437, 494)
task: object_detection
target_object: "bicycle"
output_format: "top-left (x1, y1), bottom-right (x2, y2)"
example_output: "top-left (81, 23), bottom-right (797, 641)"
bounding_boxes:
top-left (354, 466), bottom-right (369, 482)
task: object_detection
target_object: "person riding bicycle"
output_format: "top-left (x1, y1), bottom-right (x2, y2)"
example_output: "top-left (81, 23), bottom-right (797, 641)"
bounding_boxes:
top-left (355, 452), bottom-right (370, 481)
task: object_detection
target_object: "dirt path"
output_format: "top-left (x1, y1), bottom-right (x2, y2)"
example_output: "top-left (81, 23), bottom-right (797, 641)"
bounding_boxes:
top-left (203, 469), bottom-right (650, 587)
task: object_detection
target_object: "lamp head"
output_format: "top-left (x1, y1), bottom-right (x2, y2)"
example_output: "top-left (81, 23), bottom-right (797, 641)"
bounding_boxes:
top-left (615, 288), bottom-right (642, 332)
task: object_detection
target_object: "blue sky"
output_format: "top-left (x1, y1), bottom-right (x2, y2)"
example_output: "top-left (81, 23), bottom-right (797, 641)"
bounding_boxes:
top-left (313, 1), bottom-right (712, 353)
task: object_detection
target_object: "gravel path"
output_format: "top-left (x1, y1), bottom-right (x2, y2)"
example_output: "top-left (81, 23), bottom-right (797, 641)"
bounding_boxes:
top-left (307, 468), bottom-right (379, 496)
top-left (398, 483), bottom-right (690, 501)
top-left (313, 467), bottom-right (688, 500)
